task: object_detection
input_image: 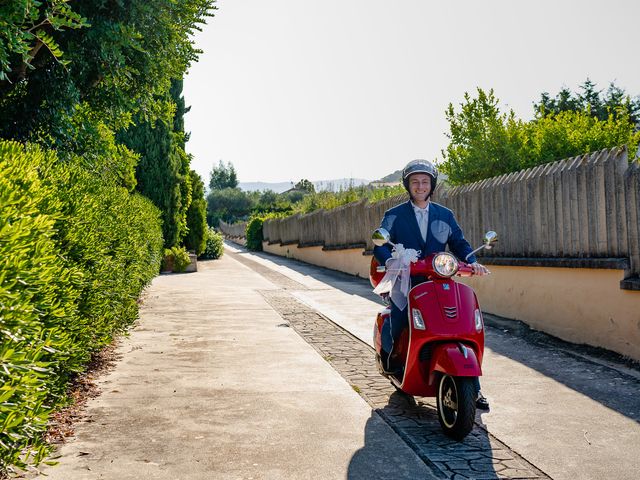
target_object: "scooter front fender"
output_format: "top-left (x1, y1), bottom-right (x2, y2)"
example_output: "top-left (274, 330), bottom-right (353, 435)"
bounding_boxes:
top-left (429, 343), bottom-right (482, 377)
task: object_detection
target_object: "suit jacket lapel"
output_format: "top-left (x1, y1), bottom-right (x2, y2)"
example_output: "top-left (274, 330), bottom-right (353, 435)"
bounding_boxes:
top-left (403, 201), bottom-right (427, 253)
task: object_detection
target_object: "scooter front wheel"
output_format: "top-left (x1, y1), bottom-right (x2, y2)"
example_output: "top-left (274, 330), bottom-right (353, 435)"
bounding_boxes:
top-left (436, 374), bottom-right (476, 440)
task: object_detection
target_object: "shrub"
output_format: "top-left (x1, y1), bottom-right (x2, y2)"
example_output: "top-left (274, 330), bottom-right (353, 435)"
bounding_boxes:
top-left (246, 215), bottom-right (265, 251)
top-left (183, 170), bottom-right (207, 255)
top-left (171, 246), bottom-right (191, 272)
top-left (161, 246), bottom-right (192, 272)
top-left (245, 212), bottom-right (288, 251)
top-left (0, 141), bottom-right (74, 471)
top-left (441, 88), bottom-right (640, 184)
top-left (0, 140), bottom-right (163, 474)
top-left (200, 227), bottom-right (224, 259)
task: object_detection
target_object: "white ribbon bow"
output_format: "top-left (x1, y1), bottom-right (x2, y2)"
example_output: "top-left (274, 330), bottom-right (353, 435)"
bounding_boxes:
top-left (372, 243), bottom-right (419, 310)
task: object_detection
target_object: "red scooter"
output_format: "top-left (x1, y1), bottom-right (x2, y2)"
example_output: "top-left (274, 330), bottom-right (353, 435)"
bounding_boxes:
top-left (370, 228), bottom-right (497, 440)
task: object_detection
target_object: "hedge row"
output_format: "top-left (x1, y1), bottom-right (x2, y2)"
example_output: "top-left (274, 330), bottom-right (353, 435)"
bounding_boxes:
top-left (245, 212), bottom-right (286, 251)
top-left (0, 140), bottom-right (163, 473)
top-left (200, 227), bottom-right (224, 260)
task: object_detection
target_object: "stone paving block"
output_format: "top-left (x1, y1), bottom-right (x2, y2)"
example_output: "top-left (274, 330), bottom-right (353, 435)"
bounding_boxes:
top-left (453, 472), bottom-right (501, 480)
top-left (470, 459), bottom-right (503, 472)
top-left (498, 468), bottom-right (541, 479)
top-left (482, 450), bottom-right (514, 461)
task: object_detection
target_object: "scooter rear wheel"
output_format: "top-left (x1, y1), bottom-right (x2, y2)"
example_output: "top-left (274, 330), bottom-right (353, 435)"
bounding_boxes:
top-left (436, 374), bottom-right (476, 440)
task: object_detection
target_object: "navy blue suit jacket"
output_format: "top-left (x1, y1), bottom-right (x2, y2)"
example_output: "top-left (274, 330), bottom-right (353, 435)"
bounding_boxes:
top-left (373, 200), bottom-right (477, 266)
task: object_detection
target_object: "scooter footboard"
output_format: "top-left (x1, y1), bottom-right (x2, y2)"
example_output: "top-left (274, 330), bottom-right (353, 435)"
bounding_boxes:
top-left (429, 343), bottom-right (482, 377)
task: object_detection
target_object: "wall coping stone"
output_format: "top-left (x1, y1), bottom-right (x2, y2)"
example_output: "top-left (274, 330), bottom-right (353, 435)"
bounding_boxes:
top-left (477, 256), bottom-right (629, 269)
top-left (297, 241), bottom-right (325, 248)
top-left (620, 276), bottom-right (640, 291)
top-left (322, 242), bottom-right (367, 251)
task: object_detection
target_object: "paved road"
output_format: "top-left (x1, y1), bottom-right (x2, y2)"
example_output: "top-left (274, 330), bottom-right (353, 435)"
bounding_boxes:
top-left (35, 243), bottom-right (640, 479)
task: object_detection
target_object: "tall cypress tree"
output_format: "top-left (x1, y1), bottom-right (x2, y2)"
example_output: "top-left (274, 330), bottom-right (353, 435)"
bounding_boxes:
top-left (184, 170), bottom-right (207, 255)
top-left (119, 79), bottom-right (191, 248)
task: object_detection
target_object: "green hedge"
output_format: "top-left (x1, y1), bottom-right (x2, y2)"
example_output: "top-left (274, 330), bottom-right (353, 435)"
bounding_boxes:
top-left (162, 246), bottom-right (191, 272)
top-left (245, 216), bottom-right (264, 251)
top-left (246, 213), bottom-right (285, 251)
top-left (0, 140), bottom-right (163, 473)
top-left (199, 227), bottom-right (224, 260)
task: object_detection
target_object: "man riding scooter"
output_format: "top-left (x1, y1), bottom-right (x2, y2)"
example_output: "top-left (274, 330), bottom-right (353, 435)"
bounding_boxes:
top-left (373, 159), bottom-right (491, 410)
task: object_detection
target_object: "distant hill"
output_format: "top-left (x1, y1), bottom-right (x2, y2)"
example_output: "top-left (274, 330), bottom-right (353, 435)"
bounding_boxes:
top-left (372, 169), bottom-right (448, 184)
top-left (375, 169), bottom-right (402, 183)
top-left (239, 178), bottom-right (369, 193)
top-left (238, 181), bottom-right (294, 193)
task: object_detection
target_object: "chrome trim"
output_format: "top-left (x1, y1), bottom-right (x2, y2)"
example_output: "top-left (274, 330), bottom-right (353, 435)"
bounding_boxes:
top-left (431, 252), bottom-right (459, 277)
top-left (443, 306), bottom-right (457, 318)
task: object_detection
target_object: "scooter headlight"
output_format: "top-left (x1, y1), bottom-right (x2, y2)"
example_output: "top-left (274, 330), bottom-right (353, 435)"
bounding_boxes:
top-left (432, 253), bottom-right (459, 277)
top-left (474, 308), bottom-right (483, 332)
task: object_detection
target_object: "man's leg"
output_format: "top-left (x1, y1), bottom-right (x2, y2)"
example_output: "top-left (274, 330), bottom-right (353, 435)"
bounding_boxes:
top-left (473, 377), bottom-right (490, 410)
top-left (380, 301), bottom-right (407, 373)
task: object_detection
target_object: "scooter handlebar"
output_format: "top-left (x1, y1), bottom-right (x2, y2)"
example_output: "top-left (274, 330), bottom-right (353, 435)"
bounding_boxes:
top-left (456, 262), bottom-right (474, 277)
top-left (408, 259), bottom-right (430, 276)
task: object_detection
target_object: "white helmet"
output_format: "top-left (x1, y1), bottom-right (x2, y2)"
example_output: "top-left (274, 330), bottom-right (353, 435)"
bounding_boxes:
top-left (402, 159), bottom-right (438, 196)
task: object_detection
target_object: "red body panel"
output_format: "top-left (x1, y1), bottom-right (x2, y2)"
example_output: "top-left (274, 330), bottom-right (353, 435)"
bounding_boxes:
top-left (429, 343), bottom-right (482, 377)
top-left (374, 309), bottom-right (388, 351)
top-left (372, 253), bottom-right (485, 398)
top-left (370, 257), bottom-right (385, 288)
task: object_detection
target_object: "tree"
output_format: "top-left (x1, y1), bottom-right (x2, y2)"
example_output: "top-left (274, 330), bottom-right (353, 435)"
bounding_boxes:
top-left (184, 170), bottom-right (208, 255)
top-left (0, 1), bottom-right (216, 151)
top-left (0, 1), bottom-right (88, 83)
top-left (578, 78), bottom-right (603, 118)
top-left (294, 178), bottom-right (315, 193)
top-left (442, 86), bottom-right (640, 185)
top-left (209, 160), bottom-right (238, 190)
top-left (119, 80), bottom-right (192, 248)
top-left (535, 79), bottom-right (640, 124)
top-left (256, 189), bottom-right (278, 211)
top-left (206, 187), bottom-right (255, 226)
top-left (441, 88), bottom-right (525, 184)
top-left (521, 109), bottom-right (640, 167)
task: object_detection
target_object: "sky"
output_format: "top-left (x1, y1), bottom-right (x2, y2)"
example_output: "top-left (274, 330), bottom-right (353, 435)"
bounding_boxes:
top-left (183, 0), bottom-right (640, 185)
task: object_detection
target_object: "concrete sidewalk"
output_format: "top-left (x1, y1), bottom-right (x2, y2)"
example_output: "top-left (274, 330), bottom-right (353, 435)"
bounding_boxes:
top-left (224, 244), bottom-right (640, 480)
top-left (35, 252), bottom-right (436, 479)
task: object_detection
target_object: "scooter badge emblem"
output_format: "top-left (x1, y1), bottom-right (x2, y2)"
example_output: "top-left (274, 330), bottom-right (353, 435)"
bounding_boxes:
top-left (442, 284), bottom-right (450, 291)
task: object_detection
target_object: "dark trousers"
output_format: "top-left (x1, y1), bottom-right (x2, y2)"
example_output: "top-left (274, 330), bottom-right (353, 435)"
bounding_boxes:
top-left (382, 300), bottom-right (482, 393)
top-left (381, 301), bottom-right (407, 356)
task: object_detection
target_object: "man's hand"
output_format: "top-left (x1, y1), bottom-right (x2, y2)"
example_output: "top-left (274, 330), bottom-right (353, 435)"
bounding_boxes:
top-left (471, 262), bottom-right (490, 276)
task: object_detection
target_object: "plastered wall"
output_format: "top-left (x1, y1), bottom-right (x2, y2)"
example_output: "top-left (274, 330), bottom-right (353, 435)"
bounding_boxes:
top-left (263, 241), bottom-right (640, 361)
top-left (458, 266), bottom-right (640, 361)
top-left (263, 243), bottom-right (370, 279)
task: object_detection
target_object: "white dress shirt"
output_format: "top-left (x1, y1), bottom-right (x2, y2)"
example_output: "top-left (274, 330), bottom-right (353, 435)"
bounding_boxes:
top-left (411, 201), bottom-right (429, 241)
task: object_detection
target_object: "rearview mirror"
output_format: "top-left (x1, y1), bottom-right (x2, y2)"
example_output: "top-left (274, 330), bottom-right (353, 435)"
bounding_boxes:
top-left (372, 228), bottom-right (391, 247)
top-left (465, 230), bottom-right (499, 262)
top-left (483, 231), bottom-right (498, 250)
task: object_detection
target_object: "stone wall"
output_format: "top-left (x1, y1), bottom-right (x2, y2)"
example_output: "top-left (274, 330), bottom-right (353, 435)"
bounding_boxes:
top-left (219, 220), bottom-right (246, 238)
top-left (261, 146), bottom-right (639, 284)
